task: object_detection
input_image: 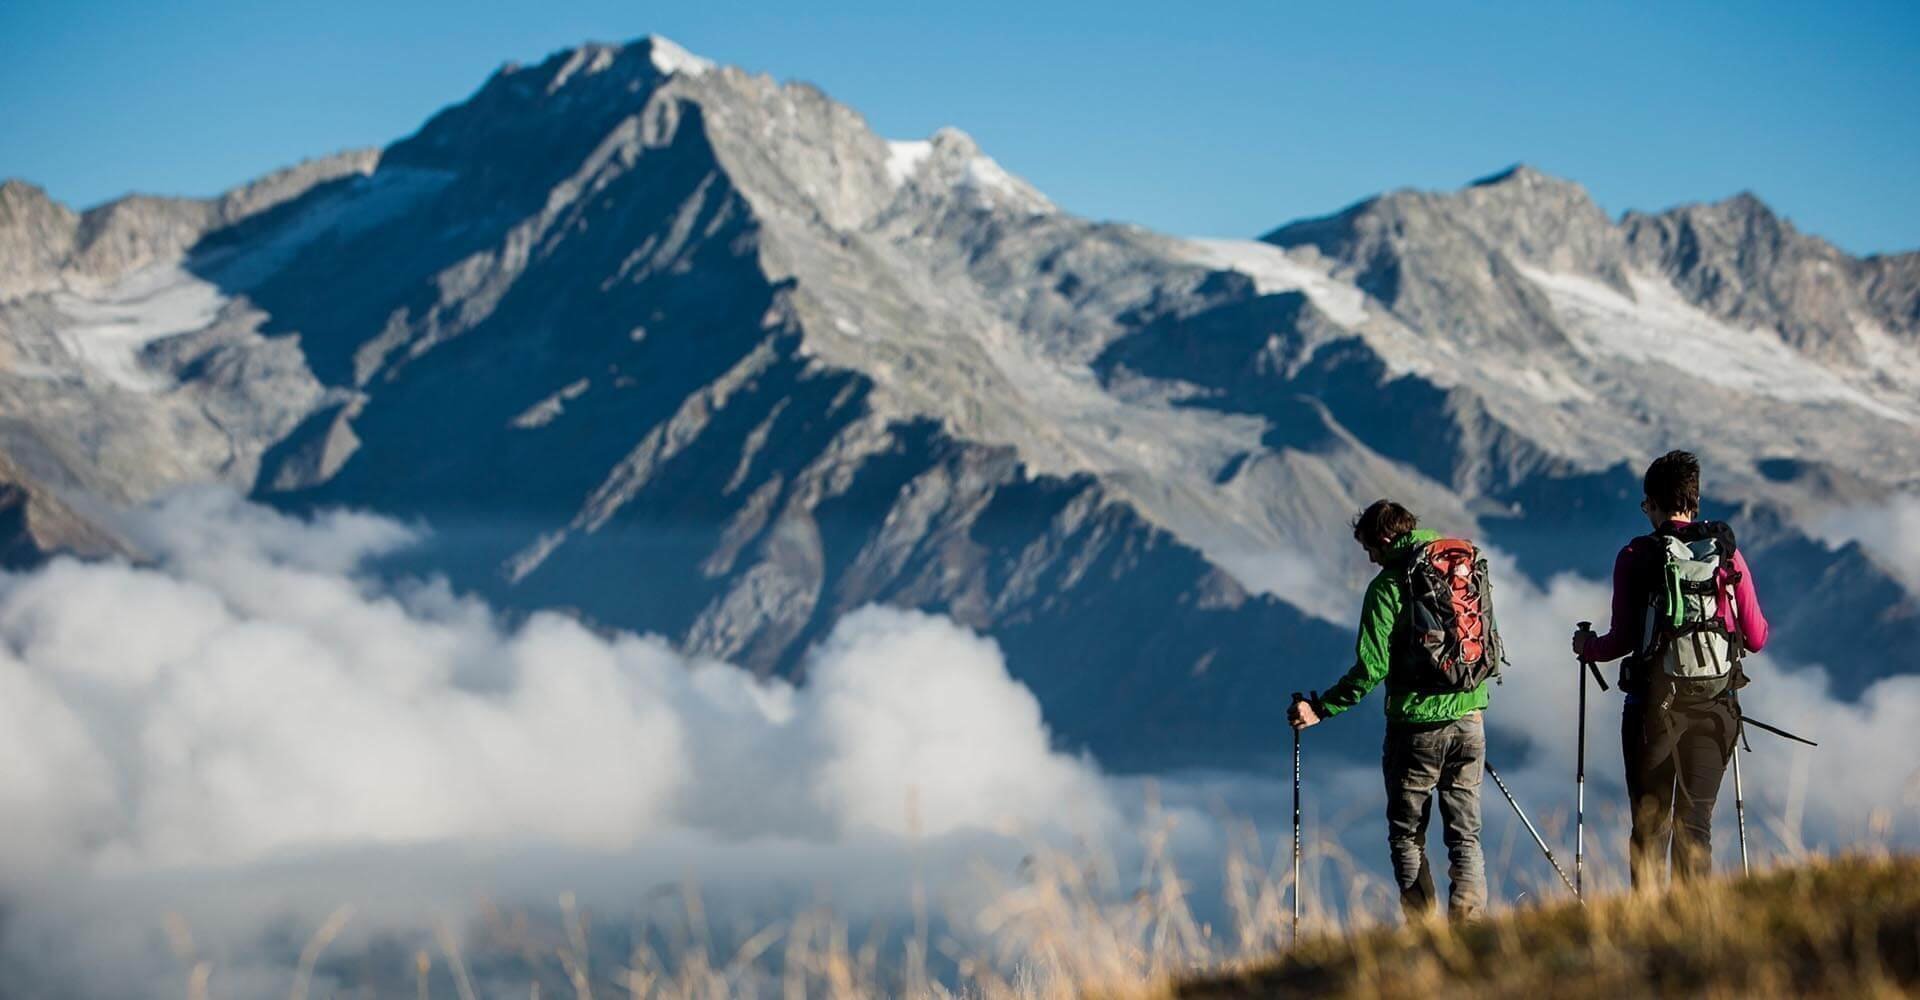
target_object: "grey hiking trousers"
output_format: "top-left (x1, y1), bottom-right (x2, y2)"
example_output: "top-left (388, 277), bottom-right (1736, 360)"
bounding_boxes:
top-left (1382, 710), bottom-right (1486, 920)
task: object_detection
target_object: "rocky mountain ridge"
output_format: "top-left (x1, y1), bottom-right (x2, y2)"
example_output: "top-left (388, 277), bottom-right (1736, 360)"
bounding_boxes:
top-left (1, 35), bottom-right (1913, 766)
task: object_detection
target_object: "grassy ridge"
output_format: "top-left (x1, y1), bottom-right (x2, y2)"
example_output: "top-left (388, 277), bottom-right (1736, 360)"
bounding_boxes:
top-left (1174, 854), bottom-right (1920, 999)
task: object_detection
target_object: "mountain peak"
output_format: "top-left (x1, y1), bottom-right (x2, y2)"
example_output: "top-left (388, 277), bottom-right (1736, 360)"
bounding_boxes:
top-left (1, 178), bottom-right (81, 298)
top-left (1620, 187), bottom-right (1898, 360)
top-left (0, 178), bottom-right (62, 211)
top-left (1626, 188), bottom-right (1798, 250)
top-left (1632, 188), bottom-right (1784, 228)
top-left (930, 126), bottom-right (980, 158)
top-left (1469, 163), bottom-right (1546, 188)
top-left (1461, 163), bottom-right (1597, 205)
top-left (1715, 190), bottom-right (1784, 226)
top-left (1266, 164), bottom-right (1610, 259)
top-left (882, 126), bottom-right (1052, 215)
top-left (530, 36), bottom-right (712, 96)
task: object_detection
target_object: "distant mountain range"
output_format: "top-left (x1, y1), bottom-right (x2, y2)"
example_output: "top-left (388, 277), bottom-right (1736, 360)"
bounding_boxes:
top-left (1, 36), bottom-right (1914, 768)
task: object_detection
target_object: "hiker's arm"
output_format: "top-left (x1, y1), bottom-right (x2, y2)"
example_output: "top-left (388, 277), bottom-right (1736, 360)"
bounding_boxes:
top-left (1730, 549), bottom-right (1769, 653)
top-left (1317, 576), bottom-right (1399, 718)
top-left (1581, 545), bottom-right (1636, 662)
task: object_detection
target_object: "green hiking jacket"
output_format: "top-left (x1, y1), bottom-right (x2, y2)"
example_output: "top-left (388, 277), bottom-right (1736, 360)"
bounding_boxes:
top-left (1316, 529), bottom-right (1492, 725)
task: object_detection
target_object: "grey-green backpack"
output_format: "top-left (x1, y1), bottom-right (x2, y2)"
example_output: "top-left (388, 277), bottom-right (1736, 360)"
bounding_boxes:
top-left (1638, 522), bottom-right (1742, 703)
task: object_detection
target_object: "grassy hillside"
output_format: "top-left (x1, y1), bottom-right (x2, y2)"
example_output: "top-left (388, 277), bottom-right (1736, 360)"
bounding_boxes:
top-left (1174, 854), bottom-right (1920, 999)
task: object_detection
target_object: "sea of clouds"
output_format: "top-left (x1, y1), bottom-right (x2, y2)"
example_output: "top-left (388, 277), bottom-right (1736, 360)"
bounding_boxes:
top-left (0, 490), bottom-right (1912, 994)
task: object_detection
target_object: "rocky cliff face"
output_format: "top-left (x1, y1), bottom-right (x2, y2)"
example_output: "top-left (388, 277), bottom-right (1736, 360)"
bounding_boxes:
top-left (0, 450), bottom-right (130, 568)
top-left (0, 36), bottom-right (1913, 766)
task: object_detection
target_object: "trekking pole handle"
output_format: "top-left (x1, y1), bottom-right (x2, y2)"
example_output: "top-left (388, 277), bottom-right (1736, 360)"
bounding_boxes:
top-left (1575, 621), bottom-right (1610, 692)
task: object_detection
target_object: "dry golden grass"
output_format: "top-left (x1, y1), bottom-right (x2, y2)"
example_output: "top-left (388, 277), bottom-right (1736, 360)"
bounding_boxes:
top-left (203, 809), bottom-right (1911, 999)
top-left (1175, 852), bottom-right (1920, 1000)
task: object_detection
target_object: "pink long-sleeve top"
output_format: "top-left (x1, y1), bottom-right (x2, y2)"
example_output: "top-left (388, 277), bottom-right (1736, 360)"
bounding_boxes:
top-left (1585, 519), bottom-right (1769, 664)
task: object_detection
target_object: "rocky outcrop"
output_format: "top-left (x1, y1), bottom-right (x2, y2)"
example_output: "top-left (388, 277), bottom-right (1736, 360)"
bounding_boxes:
top-left (0, 180), bottom-right (79, 299)
top-left (1264, 165), bottom-right (1626, 354)
top-left (1, 150), bottom-right (379, 301)
top-left (1621, 193), bottom-right (1912, 362)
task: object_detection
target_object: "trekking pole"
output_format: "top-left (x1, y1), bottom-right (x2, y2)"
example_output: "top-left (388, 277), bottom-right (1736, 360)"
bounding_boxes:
top-left (1732, 722), bottom-right (1751, 877)
top-left (1485, 763), bottom-right (1579, 898)
top-left (1575, 621), bottom-right (1589, 899)
top-left (1736, 714), bottom-right (1818, 747)
top-left (1574, 621), bottom-right (1605, 899)
top-left (1289, 690), bottom-right (1313, 941)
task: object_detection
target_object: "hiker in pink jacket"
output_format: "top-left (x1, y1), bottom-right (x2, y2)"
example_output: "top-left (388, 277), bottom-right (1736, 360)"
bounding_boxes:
top-left (1572, 451), bottom-right (1768, 887)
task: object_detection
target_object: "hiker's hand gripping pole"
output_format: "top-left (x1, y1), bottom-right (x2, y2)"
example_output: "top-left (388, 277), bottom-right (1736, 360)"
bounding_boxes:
top-left (1574, 620), bottom-right (1608, 692)
top-left (1575, 621), bottom-right (1592, 898)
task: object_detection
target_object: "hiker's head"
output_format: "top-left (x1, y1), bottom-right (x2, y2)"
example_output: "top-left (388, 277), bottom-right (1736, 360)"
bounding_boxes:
top-left (1642, 450), bottom-right (1701, 524)
top-left (1352, 499), bottom-right (1418, 564)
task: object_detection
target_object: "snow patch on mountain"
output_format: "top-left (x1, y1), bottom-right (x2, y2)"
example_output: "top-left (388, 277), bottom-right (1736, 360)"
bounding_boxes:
top-left (1520, 264), bottom-right (1920, 424)
top-left (1175, 238), bottom-right (1370, 327)
top-left (646, 35), bottom-right (714, 78)
top-left (883, 129), bottom-right (1052, 214)
top-left (19, 167), bottom-right (449, 396)
top-left (957, 155), bottom-right (1052, 215)
top-left (1851, 314), bottom-right (1920, 393)
top-left (885, 140), bottom-right (933, 187)
top-left (46, 264), bottom-right (225, 391)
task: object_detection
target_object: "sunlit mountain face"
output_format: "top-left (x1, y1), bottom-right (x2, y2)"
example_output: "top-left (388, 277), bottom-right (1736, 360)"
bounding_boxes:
top-left (0, 36), bottom-right (1914, 772)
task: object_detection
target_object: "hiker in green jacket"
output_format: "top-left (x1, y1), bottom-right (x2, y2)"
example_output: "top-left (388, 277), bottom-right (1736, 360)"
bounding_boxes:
top-left (1290, 499), bottom-right (1494, 921)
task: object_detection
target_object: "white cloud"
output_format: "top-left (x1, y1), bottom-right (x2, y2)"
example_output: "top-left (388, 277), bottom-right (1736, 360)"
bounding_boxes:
top-left (0, 490), bottom-right (1116, 990)
top-left (798, 607), bottom-right (1112, 837)
top-left (1808, 493), bottom-right (1920, 596)
top-left (1212, 547), bottom-right (1353, 623)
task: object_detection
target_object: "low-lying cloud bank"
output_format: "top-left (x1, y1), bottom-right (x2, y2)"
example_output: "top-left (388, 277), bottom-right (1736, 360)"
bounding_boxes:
top-left (0, 491), bottom-right (1113, 874)
top-left (0, 491), bottom-right (1115, 992)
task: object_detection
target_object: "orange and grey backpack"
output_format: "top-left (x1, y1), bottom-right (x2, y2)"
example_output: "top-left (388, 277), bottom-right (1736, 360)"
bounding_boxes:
top-left (1400, 537), bottom-right (1506, 692)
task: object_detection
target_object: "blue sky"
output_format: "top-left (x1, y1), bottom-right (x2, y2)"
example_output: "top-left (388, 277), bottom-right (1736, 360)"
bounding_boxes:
top-left (3, 1), bottom-right (1915, 253)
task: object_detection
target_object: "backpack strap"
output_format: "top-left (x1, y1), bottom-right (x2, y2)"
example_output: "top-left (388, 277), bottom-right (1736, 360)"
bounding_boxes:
top-left (1709, 519), bottom-right (1738, 556)
top-left (1705, 520), bottom-right (1749, 666)
top-left (1390, 535), bottom-right (1430, 571)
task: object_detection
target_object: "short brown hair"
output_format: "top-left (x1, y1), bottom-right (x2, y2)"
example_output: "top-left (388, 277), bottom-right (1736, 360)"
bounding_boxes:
top-left (1644, 450), bottom-right (1701, 515)
top-left (1352, 499), bottom-right (1418, 551)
